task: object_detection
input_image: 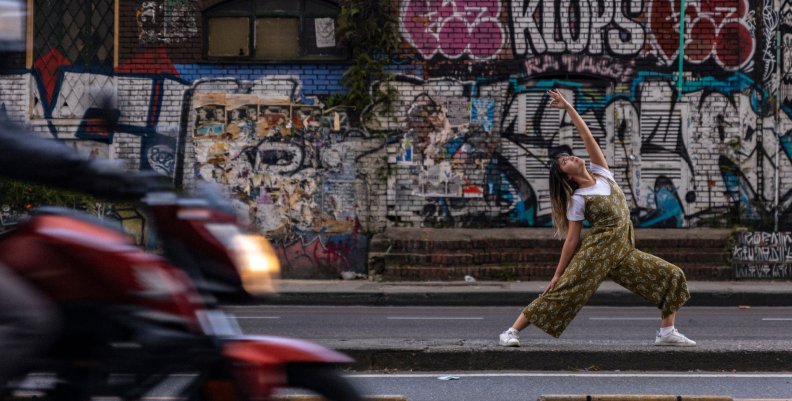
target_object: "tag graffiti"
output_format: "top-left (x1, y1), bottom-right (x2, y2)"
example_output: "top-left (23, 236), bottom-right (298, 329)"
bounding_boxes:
top-left (523, 54), bottom-right (636, 82)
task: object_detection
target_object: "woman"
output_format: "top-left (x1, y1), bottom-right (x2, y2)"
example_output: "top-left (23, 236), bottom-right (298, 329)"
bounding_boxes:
top-left (498, 89), bottom-right (695, 347)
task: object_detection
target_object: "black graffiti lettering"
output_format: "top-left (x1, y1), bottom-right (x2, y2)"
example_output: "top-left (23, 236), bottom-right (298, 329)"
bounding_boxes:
top-left (561, 0), bottom-right (590, 53)
top-left (608, 0), bottom-right (644, 55)
top-left (542, 0), bottom-right (564, 52)
top-left (509, 0), bottom-right (644, 57)
top-left (511, 0), bottom-right (546, 55)
top-left (588, 0), bottom-right (614, 54)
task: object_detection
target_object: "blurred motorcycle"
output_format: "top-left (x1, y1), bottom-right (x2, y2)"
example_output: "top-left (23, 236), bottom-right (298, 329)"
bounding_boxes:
top-left (0, 185), bottom-right (364, 401)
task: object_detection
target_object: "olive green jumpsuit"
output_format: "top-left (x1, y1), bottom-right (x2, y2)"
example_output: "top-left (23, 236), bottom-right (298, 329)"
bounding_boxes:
top-left (523, 178), bottom-right (691, 338)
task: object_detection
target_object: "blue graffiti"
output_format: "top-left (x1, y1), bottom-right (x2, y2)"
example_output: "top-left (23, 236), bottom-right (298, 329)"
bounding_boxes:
top-left (638, 186), bottom-right (684, 228)
top-left (781, 131), bottom-right (792, 162)
top-left (719, 155), bottom-right (759, 220)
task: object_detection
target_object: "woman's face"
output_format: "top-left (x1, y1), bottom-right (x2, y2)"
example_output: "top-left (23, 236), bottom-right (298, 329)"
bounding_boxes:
top-left (557, 154), bottom-right (584, 177)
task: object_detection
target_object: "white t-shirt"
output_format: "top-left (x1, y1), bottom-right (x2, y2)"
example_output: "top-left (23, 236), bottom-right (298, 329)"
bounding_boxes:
top-left (566, 162), bottom-right (616, 221)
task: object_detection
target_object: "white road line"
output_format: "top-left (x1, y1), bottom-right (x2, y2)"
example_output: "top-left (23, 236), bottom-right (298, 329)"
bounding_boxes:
top-left (589, 317), bottom-right (658, 320)
top-left (234, 316), bottom-right (281, 319)
top-left (346, 372), bottom-right (792, 379)
top-left (762, 318), bottom-right (792, 321)
top-left (386, 317), bottom-right (484, 320)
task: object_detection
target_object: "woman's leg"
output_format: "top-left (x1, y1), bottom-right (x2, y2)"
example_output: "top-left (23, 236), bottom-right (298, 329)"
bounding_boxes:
top-left (609, 249), bottom-right (691, 318)
top-left (661, 311), bottom-right (676, 328)
top-left (608, 249), bottom-right (695, 346)
top-left (511, 312), bottom-right (531, 331)
top-left (500, 249), bottom-right (610, 346)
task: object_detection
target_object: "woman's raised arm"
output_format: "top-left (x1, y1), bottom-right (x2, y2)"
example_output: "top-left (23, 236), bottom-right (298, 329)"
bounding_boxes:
top-left (547, 89), bottom-right (608, 169)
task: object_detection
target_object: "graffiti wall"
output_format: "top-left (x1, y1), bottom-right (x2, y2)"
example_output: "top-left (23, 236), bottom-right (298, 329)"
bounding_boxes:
top-left (2, 0), bottom-right (792, 276)
top-left (732, 231), bottom-right (792, 278)
top-left (0, 0), bottom-right (387, 278)
top-left (184, 77), bottom-right (378, 277)
top-left (388, 0), bottom-right (792, 230)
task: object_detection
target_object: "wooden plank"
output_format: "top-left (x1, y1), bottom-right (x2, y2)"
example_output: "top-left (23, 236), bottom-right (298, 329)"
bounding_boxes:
top-left (25, 0), bottom-right (33, 68)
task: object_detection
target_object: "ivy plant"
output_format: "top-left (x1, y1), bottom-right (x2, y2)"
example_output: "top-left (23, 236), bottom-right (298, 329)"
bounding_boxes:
top-left (0, 179), bottom-right (101, 212)
top-left (337, 0), bottom-right (400, 124)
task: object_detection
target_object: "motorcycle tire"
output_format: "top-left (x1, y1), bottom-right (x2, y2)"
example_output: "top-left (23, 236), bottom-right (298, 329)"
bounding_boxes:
top-left (285, 364), bottom-right (364, 401)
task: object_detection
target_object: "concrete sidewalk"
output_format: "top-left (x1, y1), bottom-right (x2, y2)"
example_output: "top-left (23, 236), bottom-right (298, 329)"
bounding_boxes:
top-left (265, 280), bottom-right (792, 307)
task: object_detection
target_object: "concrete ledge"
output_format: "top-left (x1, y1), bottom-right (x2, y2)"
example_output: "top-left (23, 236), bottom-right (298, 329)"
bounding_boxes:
top-left (274, 396), bottom-right (407, 401)
top-left (538, 396), bottom-right (731, 401)
top-left (325, 339), bottom-right (792, 372)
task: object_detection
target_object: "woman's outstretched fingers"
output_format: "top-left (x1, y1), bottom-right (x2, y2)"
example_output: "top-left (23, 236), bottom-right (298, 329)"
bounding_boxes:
top-left (547, 89), bottom-right (568, 109)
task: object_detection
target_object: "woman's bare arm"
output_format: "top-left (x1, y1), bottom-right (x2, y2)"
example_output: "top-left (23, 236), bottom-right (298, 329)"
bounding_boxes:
top-left (544, 220), bottom-right (583, 295)
top-left (547, 89), bottom-right (608, 169)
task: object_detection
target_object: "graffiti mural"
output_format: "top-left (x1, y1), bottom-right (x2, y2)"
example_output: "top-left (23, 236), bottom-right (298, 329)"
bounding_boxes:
top-left (507, 0), bottom-right (645, 57)
top-left (648, 0), bottom-right (754, 69)
top-left (4, 0), bottom-right (792, 277)
top-left (378, 78), bottom-right (538, 226)
top-left (401, 0), bottom-right (505, 59)
top-left (384, 0), bottom-right (792, 230)
top-left (189, 79), bottom-right (375, 276)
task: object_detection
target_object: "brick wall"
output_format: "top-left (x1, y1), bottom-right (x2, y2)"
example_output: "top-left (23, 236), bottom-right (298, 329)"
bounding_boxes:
top-left (1, 0), bottom-right (791, 276)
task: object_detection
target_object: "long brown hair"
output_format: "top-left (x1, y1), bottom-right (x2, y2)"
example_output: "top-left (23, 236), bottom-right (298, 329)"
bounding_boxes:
top-left (548, 152), bottom-right (579, 238)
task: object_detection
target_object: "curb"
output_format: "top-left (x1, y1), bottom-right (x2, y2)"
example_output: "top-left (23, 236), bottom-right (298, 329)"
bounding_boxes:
top-left (337, 347), bottom-right (792, 372)
top-left (538, 397), bottom-right (732, 401)
top-left (267, 291), bottom-right (792, 307)
top-left (274, 396), bottom-right (407, 401)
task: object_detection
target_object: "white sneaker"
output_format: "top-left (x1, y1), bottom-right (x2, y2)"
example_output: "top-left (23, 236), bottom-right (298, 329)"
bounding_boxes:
top-left (499, 328), bottom-right (520, 347)
top-left (654, 329), bottom-right (696, 347)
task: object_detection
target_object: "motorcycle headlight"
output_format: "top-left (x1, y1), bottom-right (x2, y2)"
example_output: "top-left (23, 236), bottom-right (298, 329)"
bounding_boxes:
top-left (229, 234), bottom-right (280, 295)
top-left (205, 224), bottom-right (280, 295)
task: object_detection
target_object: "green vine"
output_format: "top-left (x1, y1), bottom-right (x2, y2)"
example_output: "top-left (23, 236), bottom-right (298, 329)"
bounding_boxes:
top-left (0, 179), bottom-right (102, 212)
top-left (0, 179), bottom-right (148, 243)
top-left (337, 0), bottom-right (400, 124)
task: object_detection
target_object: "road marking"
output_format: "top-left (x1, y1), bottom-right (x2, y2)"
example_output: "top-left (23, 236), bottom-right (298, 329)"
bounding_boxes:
top-left (234, 316), bottom-right (281, 319)
top-left (346, 372), bottom-right (792, 379)
top-left (386, 317), bottom-right (484, 320)
top-left (589, 317), bottom-right (658, 320)
top-left (762, 318), bottom-right (792, 321)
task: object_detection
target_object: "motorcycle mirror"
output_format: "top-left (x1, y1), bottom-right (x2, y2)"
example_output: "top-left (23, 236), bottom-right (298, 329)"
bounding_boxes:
top-left (0, 0), bottom-right (25, 53)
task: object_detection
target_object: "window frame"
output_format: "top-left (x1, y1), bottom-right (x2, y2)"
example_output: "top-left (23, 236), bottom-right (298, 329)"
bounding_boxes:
top-left (28, 0), bottom-right (119, 121)
top-left (202, 0), bottom-right (347, 63)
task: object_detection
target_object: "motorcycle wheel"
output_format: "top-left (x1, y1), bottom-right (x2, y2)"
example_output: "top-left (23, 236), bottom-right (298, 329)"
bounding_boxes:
top-left (284, 364), bottom-right (364, 401)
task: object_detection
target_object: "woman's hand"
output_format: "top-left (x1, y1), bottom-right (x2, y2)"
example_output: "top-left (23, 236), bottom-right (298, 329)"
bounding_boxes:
top-left (543, 274), bottom-right (561, 296)
top-left (547, 89), bottom-right (571, 110)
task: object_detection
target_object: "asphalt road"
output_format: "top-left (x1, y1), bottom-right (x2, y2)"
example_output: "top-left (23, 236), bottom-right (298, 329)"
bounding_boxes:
top-left (225, 306), bottom-right (792, 399)
top-left (332, 372), bottom-right (792, 401)
top-left (224, 305), bottom-right (792, 343)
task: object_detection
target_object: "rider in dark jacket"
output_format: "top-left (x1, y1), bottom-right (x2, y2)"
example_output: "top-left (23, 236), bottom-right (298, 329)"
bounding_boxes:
top-left (0, 10), bottom-right (169, 382)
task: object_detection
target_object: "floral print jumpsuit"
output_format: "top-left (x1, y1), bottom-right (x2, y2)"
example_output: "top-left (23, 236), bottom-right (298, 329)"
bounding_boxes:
top-left (522, 178), bottom-right (691, 338)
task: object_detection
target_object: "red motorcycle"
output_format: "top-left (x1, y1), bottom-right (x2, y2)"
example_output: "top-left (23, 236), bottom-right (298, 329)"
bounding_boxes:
top-left (0, 187), bottom-right (364, 401)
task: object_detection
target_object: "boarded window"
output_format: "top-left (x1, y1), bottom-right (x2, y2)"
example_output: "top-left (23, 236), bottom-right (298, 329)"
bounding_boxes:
top-left (31, 0), bottom-right (116, 119)
top-left (255, 18), bottom-right (299, 58)
top-left (204, 0), bottom-right (344, 60)
top-left (207, 17), bottom-right (250, 57)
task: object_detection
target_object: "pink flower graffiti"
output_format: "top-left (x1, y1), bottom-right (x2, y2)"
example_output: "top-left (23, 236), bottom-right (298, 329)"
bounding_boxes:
top-left (401, 0), bottom-right (505, 59)
top-left (649, 0), bottom-right (754, 70)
